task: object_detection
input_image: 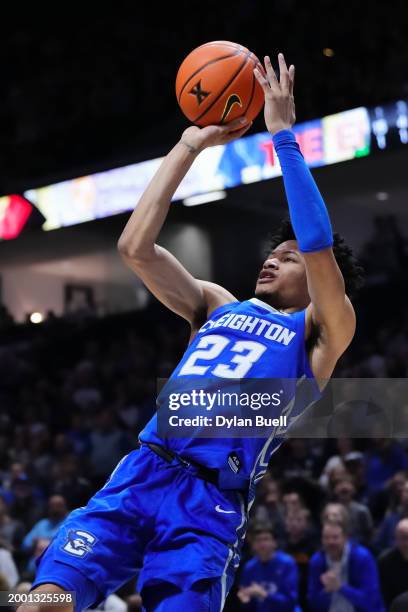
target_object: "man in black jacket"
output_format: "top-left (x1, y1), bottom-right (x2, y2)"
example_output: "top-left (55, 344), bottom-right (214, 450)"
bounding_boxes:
top-left (378, 518), bottom-right (408, 609)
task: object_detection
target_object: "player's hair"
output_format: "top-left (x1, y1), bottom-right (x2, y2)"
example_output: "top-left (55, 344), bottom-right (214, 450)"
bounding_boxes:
top-left (267, 219), bottom-right (364, 298)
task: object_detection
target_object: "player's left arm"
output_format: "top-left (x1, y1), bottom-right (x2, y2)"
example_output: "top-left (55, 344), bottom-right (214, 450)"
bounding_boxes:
top-left (255, 53), bottom-right (356, 376)
top-left (303, 250), bottom-right (356, 361)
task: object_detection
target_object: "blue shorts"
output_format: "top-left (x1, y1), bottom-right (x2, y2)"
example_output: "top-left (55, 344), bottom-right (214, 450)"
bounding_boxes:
top-left (33, 445), bottom-right (247, 611)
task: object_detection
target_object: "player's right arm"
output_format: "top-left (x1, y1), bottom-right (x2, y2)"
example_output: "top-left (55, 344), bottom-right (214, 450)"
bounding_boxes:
top-left (118, 117), bottom-right (251, 325)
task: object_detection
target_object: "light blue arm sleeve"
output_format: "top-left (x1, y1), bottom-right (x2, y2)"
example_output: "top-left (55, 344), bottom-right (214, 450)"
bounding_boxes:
top-left (272, 129), bottom-right (333, 253)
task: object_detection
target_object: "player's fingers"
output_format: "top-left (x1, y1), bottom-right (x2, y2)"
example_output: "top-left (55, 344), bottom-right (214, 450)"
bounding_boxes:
top-left (224, 121), bottom-right (253, 142)
top-left (278, 52), bottom-right (290, 94)
top-left (253, 67), bottom-right (271, 96)
top-left (264, 55), bottom-right (279, 91)
top-left (289, 64), bottom-right (295, 96)
top-left (219, 116), bottom-right (250, 134)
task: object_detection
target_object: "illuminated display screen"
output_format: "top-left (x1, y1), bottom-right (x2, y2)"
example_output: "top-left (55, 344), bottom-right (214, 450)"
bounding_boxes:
top-left (0, 195), bottom-right (33, 240)
top-left (0, 99), bottom-right (403, 238)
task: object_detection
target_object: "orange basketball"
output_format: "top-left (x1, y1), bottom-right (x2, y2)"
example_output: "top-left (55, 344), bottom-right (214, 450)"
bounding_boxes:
top-left (175, 40), bottom-right (265, 127)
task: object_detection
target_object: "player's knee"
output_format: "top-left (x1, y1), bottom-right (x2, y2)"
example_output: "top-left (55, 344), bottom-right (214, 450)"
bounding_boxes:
top-left (16, 583), bottom-right (74, 612)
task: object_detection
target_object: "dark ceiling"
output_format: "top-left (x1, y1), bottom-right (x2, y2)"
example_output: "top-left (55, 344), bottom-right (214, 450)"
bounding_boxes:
top-left (1, 1), bottom-right (407, 193)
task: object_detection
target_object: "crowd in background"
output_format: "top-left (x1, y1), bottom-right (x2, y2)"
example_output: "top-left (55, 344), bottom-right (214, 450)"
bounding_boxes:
top-left (2, 1), bottom-right (408, 608)
top-left (1, 221), bottom-right (408, 609)
top-left (0, 289), bottom-right (407, 610)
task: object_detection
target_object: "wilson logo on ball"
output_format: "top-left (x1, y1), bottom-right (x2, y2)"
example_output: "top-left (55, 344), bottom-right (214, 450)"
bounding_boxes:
top-left (220, 93), bottom-right (242, 124)
top-left (189, 80), bottom-right (210, 106)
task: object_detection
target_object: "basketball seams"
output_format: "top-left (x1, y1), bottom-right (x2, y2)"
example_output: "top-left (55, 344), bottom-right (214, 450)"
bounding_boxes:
top-left (193, 49), bottom-right (252, 123)
top-left (243, 71), bottom-right (257, 116)
top-left (196, 41), bottom-right (245, 52)
top-left (243, 60), bottom-right (262, 116)
top-left (177, 49), bottom-right (243, 103)
top-left (176, 44), bottom-right (264, 125)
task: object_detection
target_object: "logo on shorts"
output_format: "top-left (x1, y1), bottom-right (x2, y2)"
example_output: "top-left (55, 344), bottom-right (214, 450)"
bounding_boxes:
top-left (61, 529), bottom-right (97, 557)
top-left (228, 452), bottom-right (241, 474)
top-left (215, 505), bottom-right (236, 514)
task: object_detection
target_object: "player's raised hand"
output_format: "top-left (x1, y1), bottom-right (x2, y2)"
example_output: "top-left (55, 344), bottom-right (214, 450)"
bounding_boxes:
top-left (254, 53), bottom-right (295, 135)
top-left (180, 116), bottom-right (252, 153)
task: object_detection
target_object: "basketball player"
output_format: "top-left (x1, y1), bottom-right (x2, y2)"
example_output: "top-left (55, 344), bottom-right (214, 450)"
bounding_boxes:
top-left (22, 54), bottom-right (362, 611)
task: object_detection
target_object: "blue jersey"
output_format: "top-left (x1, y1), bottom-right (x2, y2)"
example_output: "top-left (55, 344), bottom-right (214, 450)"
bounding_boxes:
top-left (34, 299), bottom-right (320, 609)
top-left (139, 297), bottom-right (321, 502)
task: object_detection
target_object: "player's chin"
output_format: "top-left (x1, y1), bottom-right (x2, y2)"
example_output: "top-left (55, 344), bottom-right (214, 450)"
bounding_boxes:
top-left (255, 282), bottom-right (277, 297)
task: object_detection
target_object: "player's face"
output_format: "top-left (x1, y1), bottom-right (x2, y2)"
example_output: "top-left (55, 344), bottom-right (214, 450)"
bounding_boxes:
top-left (255, 240), bottom-right (310, 310)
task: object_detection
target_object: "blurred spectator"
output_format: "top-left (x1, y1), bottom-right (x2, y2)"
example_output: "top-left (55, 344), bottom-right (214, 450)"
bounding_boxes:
top-left (65, 413), bottom-right (91, 456)
top-left (343, 453), bottom-right (366, 501)
top-left (70, 360), bottom-right (102, 411)
top-left (281, 478), bottom-right (324, 526)
top-left (374, 480), bottom-right (408, 552)
top-left (390, 592), bottom-right (408, 612)
top-left (0, 496), bottom-right (24, 551)
top-left (65, 286), bottom-right (97, 322)
top-left (284, 508), bottom-right (318, 611)
top-left (321, 503), bottom-right (350, 531)
top-left (307, 520), bottom-right (384, 611)
top-left (333, 476), bottom-right (373, 547)
top-left (0, 571), bottom-right (14, 612)
top-left (22, 495), bottom-right (68, 552)
top-left (89, 410), bottom-right (134, 486)
top-left (361, 344), bottom-right (387, 378)
top-left (25, 537), bottom-right (51, 579)
top-left (51, 454), bottom-right (93, 508)
top-left (282, 491), bottom-right (306, 516)
top-left (1, 462), bottom-right (29, 492)
top-left (237, 523), bottom-right (299, 611)
top-left (360, 215), bottom-right (408, 283)
top-left (326, 464), bottom-right (350, 497)
top-left (9, 475), bottom-right (44, 529)
top-left (365, 438), bottom-right (408, 498)
top-left (28, 424), bottom-right (54, 483)
top-left (368, 470), bottom-right (408, 523)
top-left (388, 471), bottom-right (408, 513)
top-left (0, 544), bottom-right (19, 587)
top-left (319, 439), bottom-right (355, 490)
top-left (272, 439), bottom-right (321, 481)
top-left (251, 475), bottom-right (286, 544)
top-left (378, 518), bottom-right (408, 609)
top-left (369, 470), bottom-right (408, 525)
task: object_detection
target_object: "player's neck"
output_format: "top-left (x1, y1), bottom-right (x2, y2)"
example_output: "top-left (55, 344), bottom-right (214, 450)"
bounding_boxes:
top-left (251, 295), bottom-right (302, 314)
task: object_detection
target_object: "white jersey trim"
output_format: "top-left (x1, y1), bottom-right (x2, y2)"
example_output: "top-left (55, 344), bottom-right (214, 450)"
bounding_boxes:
top-left (249, 297), bottom-right (288, 315)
